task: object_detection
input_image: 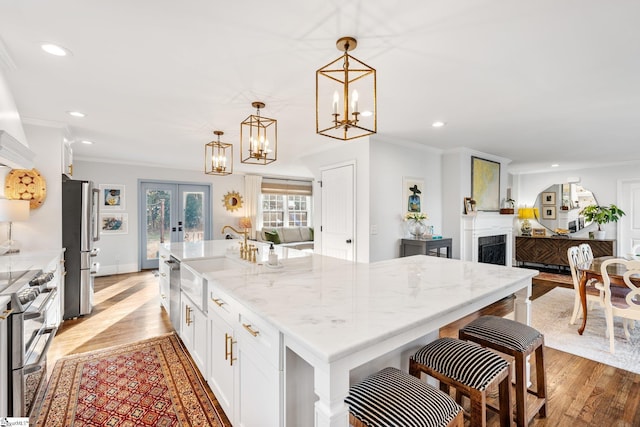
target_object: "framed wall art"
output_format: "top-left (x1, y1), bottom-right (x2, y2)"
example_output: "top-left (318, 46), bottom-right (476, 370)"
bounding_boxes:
top-left (101, 213), bottom-right (128, 234)
top-left (99, 184), bottom-right (125, 211)
top-left (542, 206), bottom-right (556, 220)
top-left (402, 177), bottom-right (424, 215)
top-left (542, 191), bottom-right (556, 205)
top-left (471, 156), bottom-right (500, 211)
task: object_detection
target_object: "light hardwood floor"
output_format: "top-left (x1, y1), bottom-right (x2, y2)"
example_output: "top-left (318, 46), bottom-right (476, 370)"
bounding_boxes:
top-left (47, 271), bottom-right (640, 426)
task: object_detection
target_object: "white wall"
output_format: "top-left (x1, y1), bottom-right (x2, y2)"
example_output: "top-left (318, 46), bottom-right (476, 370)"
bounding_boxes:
top-left (369, 138), bottom-right (442, 261)
top-left (73, 159), bottom-right (245, 275)
top-left (512, 161), bottom-right (640, 245)
top-left (2, 124), bottom-right (64, 252)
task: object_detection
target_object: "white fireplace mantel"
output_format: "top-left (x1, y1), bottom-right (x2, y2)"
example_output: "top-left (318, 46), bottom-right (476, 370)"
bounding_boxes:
top-left (460, 212), bottom-right (516, 266)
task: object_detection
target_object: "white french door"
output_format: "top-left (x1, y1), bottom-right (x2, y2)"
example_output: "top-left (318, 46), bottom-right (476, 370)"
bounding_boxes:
top-left (139, 181), bottom-right (212, 269)
top-left (617, 178), bottom-right (640, 255)
top-left (320, 162), bottom-right (355, 261)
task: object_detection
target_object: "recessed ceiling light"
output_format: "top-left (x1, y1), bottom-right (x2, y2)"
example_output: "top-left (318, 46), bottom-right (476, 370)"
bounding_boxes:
top-left (41, 43), bottom-right (71, 57)
top-left (432, 121), bottom-right (446, 128)
top-left (80, 140), bottom-right (94, 145)
top-left (67, 111), bottom-right (85, 118)
top-left (360, 110), bottom-right (373, 117)
top-left (551, 164), bottom-right (559, 168)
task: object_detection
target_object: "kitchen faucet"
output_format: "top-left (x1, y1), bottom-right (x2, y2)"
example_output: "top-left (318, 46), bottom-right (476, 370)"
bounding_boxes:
top-left (221, 225), bottom-right (255, 261)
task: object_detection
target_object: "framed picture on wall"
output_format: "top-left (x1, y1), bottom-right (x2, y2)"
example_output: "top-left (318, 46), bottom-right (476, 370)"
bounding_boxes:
top-left (99, 184), bottom-right (125, 211)
top-left (402, 177), bottom-right (425, 215)
top-left (101, 213), bottom-right (128, 234)
top-left (542, 191), bottom-right (556, 205)
top-left (471, 156), bottom-right (500, 211)
top-left (542, 206), bottom-right (556, 220)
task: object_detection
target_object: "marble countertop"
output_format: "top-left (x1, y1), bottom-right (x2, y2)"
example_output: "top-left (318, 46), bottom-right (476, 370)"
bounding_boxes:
top-left (0, 249), bottom-right (64, 273)
top-left (194, 244), bottom-right (538, 363)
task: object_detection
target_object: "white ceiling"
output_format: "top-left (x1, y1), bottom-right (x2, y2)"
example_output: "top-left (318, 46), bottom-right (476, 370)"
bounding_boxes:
top-left (1, 0), bottom-right (639, 177)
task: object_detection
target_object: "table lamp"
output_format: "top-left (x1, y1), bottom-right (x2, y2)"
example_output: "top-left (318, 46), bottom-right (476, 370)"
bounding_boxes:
top-left (239, 216), bottom-right (252, 232)
top-left (0, 198), bottom-right (30, 255)
top-left (518, 207), bottom-right (538, 237)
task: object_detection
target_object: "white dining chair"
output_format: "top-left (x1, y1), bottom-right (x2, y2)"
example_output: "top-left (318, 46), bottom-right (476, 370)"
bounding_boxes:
top-left (579, 243), bottom-right (594, 263)
top-left (567, 246), bottom-right (602, 325)
top-left (599, 258), bottom-right (640, 353)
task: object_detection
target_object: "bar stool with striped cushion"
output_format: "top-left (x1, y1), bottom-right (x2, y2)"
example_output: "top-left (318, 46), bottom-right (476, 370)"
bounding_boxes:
top-left (409, 337), bottom-right (513, 427)
top-left (345, 367), bottom-right (464, 427)
top-left (459, 315), bottom-right (547, 427)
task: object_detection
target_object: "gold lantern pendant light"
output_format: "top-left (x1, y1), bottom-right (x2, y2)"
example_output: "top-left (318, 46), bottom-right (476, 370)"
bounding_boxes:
top-left (316, 36), bottom-right (377, 140)
top-left (240, 101), bottom-right (277, 165)
top-left (205, 130), bottom-right (233, 176)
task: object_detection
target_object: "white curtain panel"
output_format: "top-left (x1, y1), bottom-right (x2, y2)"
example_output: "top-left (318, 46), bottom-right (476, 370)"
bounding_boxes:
top-left (244, 175), bottom-right (262, 239)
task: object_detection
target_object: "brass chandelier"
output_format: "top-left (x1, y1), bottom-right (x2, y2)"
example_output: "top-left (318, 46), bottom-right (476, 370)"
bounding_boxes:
top-left (240, 101), bottom-right (277, 165)
top-left (205, 130), bottom-right (233, 176)
top-left (316, 36), bottom-right (377, 140)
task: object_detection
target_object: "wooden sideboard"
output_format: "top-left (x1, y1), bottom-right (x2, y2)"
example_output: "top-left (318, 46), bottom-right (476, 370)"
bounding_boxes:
top-left (515, 236), bottom-right (615, 268)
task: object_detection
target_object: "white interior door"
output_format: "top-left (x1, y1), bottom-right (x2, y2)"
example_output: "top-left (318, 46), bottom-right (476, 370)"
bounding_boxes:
top-left (618, 179), bottom-right (640, 255)
top-left (320, 163), bottom-right (355, 261)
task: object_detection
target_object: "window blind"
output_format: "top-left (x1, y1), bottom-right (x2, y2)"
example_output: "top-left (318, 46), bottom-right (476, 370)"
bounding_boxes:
top-left (261, 178), bottom-right (313, 196)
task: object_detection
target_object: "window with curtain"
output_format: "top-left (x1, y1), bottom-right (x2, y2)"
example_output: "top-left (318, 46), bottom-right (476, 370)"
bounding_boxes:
top-left (260, 179), bottom-right (312, 228)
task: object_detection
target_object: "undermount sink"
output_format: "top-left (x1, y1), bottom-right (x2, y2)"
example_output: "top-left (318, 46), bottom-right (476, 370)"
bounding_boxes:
top-left (184, 256), bottom-right (247, 273)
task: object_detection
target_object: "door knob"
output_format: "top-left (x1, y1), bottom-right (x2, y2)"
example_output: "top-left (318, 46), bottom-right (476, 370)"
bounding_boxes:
top-left (346, 239), bottom-right (352, 244)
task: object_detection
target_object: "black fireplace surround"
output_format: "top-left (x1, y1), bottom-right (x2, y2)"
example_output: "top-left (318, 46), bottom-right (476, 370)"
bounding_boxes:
top-left (478, 234), bottom-right (507, 266)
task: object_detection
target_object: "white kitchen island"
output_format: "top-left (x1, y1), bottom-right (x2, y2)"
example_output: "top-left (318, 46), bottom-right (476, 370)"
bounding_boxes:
top-left (182, 241), bottom-right (538, 427)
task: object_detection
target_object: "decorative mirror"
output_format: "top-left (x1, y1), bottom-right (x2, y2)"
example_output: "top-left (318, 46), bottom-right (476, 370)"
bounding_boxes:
top-left (533, 183), bottom-right (597, 235)
top-left (223, 191), bottom-right (243, 212)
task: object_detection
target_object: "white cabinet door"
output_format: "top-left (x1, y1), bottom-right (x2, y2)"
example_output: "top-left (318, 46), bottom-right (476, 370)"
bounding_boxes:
top-left (237, 342), bottom-right (281, 427)
top-left (208, 309), bottom-right (236, 423)
top-left (192, 305), bottom-right (208, 377)
top-left (158, 246), bottom-right (171, 314)
top-left (180, 295), bottom-right (194, 350)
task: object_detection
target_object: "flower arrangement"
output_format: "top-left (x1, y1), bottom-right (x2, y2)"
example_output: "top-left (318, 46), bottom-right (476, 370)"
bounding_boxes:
top-left (404, 212), bottom-right (428, 221)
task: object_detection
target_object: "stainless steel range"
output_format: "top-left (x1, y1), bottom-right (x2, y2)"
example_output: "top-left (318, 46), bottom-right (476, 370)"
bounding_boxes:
top-left (0, 268), bottom-right (57, 418)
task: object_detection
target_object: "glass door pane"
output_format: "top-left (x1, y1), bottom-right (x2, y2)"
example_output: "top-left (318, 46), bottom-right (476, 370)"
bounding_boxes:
top-left (181, 187), bottom-right (207, 243)
top-left (141, 183), bottom-right (174, 269)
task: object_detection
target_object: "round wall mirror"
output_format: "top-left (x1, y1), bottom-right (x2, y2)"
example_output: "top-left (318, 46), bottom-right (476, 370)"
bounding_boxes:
top-left (223, 191), bottom-right (243, 212)
top-left (533, 183), bottom-right (597, 235)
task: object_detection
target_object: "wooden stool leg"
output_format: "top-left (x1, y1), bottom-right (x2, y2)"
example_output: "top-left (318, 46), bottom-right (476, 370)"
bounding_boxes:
top-left (535, 345), bottom-right (548, 418)
top-left (515, 352), bottom-right (527, 427)
top-left (499, 372), bottom-right (513, 427)
top-left (469, 389), bottom-right (488, 427)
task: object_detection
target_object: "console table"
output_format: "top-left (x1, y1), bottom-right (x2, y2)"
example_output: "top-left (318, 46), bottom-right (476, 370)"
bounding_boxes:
top-left (400, 238), bottom-right (452, 258)
top-left (515, 236), bottom-right (615, 268)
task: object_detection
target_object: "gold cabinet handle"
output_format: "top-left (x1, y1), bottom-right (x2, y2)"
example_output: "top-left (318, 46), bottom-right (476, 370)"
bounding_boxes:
top-left (225, 333), bottom-right (237, 366)
top-left (0, 309), bottom-right (13, 320)
top-left (211, 298), bottom-right (225, 307)
top-left (161, 294), bottom-right (166, 300)
top-left (242, 323), bottom-right (260, 337)
top-left (160, 272), bottom-right (166, 277)
top-left (185, 305), bottom-right (193, 325)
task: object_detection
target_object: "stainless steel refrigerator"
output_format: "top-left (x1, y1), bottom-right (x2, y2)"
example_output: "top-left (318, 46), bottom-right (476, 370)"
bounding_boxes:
top-left (62, 177), bottom-right (100, 319)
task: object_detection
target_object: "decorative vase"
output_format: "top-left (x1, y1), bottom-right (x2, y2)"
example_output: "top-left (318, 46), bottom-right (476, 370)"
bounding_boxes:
top-left (408, 220), bottom-right (427, 237)
top-left (595, 230), bottom-right (606, 240)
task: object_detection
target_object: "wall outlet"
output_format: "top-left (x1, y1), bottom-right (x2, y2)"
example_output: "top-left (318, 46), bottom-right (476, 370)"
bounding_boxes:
top-left (370, 224), bottom-right (378, 235)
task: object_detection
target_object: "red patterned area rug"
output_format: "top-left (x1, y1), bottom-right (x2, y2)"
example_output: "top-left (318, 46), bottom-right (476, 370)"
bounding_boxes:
top-left (36, 333), bottom-right (227, 427)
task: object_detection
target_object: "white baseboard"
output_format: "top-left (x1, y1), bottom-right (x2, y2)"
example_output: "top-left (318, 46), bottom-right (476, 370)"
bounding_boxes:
top-left (95, 263), bottom-right (139, 276)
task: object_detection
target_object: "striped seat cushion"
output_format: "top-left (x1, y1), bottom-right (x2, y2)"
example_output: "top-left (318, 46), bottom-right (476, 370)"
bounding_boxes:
top-left (412, 337), bottom-right (508, 391)
top-left (345, 367), bottom-right (462, 427)
top-left (460, 315), bottom-right (542, 352)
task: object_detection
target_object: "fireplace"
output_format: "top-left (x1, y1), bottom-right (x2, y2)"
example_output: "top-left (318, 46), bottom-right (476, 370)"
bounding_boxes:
top-left (461, 212), bottom-right (514, 267)
top-left (478, 235), bottom-right (507, 266)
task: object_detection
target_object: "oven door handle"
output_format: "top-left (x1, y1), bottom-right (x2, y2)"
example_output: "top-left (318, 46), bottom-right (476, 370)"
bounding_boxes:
top-left (22, 326), bottom-right (58, 374)
top-left (23, 288), bottom-right (58, 319)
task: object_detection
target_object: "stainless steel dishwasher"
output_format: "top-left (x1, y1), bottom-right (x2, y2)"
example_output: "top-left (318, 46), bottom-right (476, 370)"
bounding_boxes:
top-left (166, 256), bottom-right (181, 332)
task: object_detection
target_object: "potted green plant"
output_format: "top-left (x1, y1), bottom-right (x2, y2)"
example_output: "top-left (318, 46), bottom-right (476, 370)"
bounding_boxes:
top-left (580, 204), bottom-right (626, 239)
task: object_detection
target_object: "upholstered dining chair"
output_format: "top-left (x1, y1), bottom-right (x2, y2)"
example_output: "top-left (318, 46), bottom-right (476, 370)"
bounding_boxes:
top-left (599, 258), bottom-right (640, 353)
top-left (567, 246), bottom-right (603, 325)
